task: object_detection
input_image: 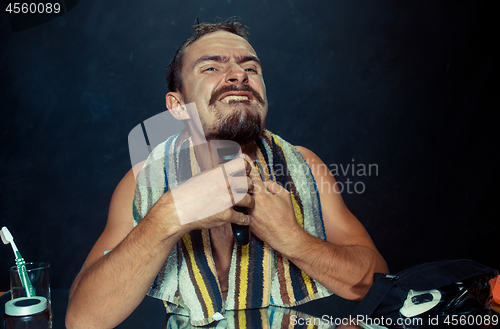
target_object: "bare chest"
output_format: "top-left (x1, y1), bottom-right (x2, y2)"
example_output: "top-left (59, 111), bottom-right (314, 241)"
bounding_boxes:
top-left (209, 224), bottom-right (234, 299)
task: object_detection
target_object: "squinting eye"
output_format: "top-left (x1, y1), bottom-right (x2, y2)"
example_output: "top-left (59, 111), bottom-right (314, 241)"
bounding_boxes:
top-left (204, 67), bottom-right (217, 72)
top-left (245, 68), bottom-right (258, 73)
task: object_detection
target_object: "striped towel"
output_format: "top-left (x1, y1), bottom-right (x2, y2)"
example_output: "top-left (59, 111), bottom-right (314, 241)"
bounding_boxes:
top-left (132, 130), bottom-right (333, 326)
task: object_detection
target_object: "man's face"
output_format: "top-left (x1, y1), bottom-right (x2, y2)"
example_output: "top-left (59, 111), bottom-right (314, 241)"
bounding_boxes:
top-left (179, 31), bottom-right (268, 145)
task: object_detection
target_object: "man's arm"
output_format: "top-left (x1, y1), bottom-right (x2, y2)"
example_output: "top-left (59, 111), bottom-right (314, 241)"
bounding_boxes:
top-left (65, 168), bottom-right (186, 329)
top-left (66, 159), bottom-right (253, 329)
top-left (248, 146), bottom-right (388, 301)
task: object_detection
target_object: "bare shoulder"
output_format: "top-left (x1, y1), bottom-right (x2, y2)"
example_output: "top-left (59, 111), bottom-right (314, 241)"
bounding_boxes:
top-left (294, 145), bottom-right (345, 200)
top-left (294, 146), bottom-right (338, 184)
top-left (294, 146), bottom-right (320, 167)
top-left (294, 145), bottom-right (379, 251)
top-left (294, 145), bottom-right (314, 158)
top-left (80, 166), bottom-right (139, 270)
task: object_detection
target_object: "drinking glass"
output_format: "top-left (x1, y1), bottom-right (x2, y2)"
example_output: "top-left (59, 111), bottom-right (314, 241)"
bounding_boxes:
top-left (10, 262), bottom-right (51, 327)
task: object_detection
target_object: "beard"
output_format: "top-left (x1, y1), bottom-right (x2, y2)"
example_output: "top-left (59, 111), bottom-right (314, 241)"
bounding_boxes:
top-left (202, 84), bottom-right (265, 146)
top-left (204, 107), bottom-right (262, 146)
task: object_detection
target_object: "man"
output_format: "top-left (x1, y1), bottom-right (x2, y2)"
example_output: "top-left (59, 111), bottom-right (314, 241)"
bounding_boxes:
top-left (66, 20), bottom-right (388, 328)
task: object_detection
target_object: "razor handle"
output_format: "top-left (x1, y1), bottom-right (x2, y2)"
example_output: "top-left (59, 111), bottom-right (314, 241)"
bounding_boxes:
top-left (217, 145), bottom-right (251, 246)
top-left (232, 207), bottom-right (250, 245)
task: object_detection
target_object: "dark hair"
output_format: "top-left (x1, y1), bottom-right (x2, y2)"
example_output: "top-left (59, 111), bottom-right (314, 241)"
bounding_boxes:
top-left (166, 19), bottom-right (250, 93)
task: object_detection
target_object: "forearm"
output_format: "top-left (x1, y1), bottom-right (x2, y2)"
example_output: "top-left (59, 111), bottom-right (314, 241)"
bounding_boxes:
top-left (283, 231), bottom-right (388, 301)
top-left (66, 203), bottom-right (185, 329)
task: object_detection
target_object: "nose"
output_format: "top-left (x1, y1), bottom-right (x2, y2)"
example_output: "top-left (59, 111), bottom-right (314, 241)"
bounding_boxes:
top-left (225, 63), bottom-right (248, 85)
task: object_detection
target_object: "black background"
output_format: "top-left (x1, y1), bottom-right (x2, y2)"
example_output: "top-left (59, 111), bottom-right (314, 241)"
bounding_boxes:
top-left (0, 0), bottom-right (497, 291)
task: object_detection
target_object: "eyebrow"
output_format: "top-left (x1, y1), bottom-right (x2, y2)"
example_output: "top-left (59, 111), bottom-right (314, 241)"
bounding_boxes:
top-left (193, 55), bottom-right (261, 69)
top-left (238, 55), bottom-right (261, 66)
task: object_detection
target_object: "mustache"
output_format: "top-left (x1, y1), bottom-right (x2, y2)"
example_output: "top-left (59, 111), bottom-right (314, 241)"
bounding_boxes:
top-left (208, 84), bottom-right (265, 106)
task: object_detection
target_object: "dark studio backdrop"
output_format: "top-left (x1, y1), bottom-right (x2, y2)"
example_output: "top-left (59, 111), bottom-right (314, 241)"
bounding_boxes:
top-left (0, 1), bottom-right (497, 292)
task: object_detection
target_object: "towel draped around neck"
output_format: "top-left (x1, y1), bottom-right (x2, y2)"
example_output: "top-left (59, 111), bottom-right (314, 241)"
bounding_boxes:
top-left (132, 130), bottom-right (333, 326)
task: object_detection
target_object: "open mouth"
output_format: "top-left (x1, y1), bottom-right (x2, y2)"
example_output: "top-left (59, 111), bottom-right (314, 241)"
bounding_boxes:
top-left (220, 95), bottom-right (250, 104)
top-left (209, 85), bottom-right (264, 106)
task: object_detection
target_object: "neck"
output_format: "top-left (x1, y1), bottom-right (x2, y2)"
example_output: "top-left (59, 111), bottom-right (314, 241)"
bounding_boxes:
top-left (240, 142), bottom-right (257, 161)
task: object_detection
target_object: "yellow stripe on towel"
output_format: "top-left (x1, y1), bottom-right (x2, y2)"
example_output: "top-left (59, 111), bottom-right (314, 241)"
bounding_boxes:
top-left (282, 257), bottom-right (296, 304)
top-left (301, 271), bottom-right (314, 296)
top-left (182, 234), bottom-right (215, 316)
top-left (262, 242), bottom-right (271, 303)
top-left (202, 230), bottom-right (220, 293)
top-left (291, 193), bottom-right (304, 228)
top-left (237, 309), bottom-right (247, 329)
top-left (238, 244), bottom-right (250, 309)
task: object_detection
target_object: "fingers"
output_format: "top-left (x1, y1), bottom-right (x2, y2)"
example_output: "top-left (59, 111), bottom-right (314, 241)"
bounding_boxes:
top-left (233, 211), bottom-right (252, 226)
top-left (245, 176), bottom-right (254, 194)
top-left (223, 157), bottom-right (248, 206)
top-left (234, 192), bottom-right (255, 209)
top-left (227, 174), bottom-right (252, 211)
top-left (224, 155), bottom-right (247, 177)
top-left (226, 153), bottom-right (289, 201)
top-left (264, 180), bottom-right (289, 195)
top-left (243, 156), bottom-right (267, 197)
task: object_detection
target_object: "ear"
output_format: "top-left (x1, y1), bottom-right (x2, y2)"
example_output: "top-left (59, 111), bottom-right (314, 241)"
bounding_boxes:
top-left (166, 92), bottom-right (190, 120)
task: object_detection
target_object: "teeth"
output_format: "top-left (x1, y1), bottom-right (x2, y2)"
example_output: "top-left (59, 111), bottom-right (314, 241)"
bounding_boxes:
top-left (220, 95), bottom-right (249, 104)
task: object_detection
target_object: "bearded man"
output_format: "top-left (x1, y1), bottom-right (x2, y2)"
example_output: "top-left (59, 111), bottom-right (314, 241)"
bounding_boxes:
top-left (66, 20), bottom-right (388, 328)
